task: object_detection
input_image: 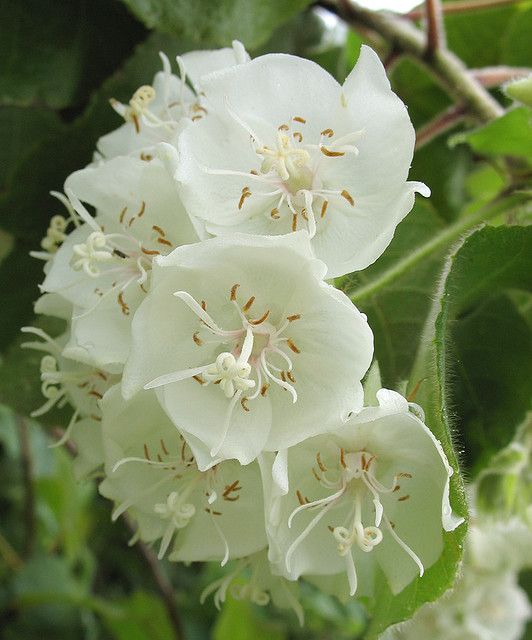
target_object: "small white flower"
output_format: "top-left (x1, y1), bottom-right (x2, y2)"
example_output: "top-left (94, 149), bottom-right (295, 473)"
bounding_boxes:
top-left (99, 386), bottom-right (267, 563)
top-left (200, 550), bottom-right (304, 625)
top-left (176, 45), bottom-right (429, 278)
top-left (39, 152), bottom-right (199, 371)
top-left (262, 389), bottom-right (462, 597)
top-left (98, 41), bottom-right (250, 160)
top-left (122, 231), bottom-right (373, 466)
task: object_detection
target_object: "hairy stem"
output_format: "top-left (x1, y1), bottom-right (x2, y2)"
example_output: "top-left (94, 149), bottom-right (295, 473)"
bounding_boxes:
top-left (408, 0), bottom-right (520, 19)
top-left (347, 191), bottom-right (529, 303)
top-left (472, 66), bottom-right (532, 88)
top-left (330, 0), bottom-right (503, 122)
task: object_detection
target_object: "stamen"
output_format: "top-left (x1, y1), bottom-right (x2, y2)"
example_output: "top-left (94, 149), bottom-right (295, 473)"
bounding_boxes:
top-left (286, 339), bottom-right (300, 354)
top-left (260, 384), bottom-right (269, 396)
top-left (321, 200), bottom-right (328, 218)
top-left (270, 208), bottom-right (280, 219)
top-left (296, 490), bottom-right (308, 506)
top-left (316, 452), bottom-right (327, 472)
top-left (240, 397), bottom-right (250, 412)
top-left (383, 515), bottom-right (424, 577)
top-left (293, 116), bottom-right (306, 124)
top-left (242, 296), bottom-right (255, 312)
top-left (287, 314), bottom-right (301, 322)
top-left (291, 213), bottom-right (298, 231)
top-left (119, 207), bottom-right (127, 224)
top-left (238, 187), bottom-right (252, 210)
top-left (320, 146), bottom-right (345, 158)
top-left (321, 128), bottom-right (334, 138)
top-left (141, 247), bottom-right (160, 255)
top-left (341, 190), bottom-right (355, 206)
top-left (248, 309), bottom-right (270, 326)
top-left (230, 283), bottom-right (240, 301)
top-left (118, 292), bottom-right (130, 315)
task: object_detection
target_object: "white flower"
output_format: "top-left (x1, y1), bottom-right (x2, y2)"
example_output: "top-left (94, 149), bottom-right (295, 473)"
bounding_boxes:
top-left (122, 232), bottom-right (373, 466)
top-left (98, 41), bottom-right (250, 160)
top-left (20, 327), bottom-right (118, 473)
top-left (200, 550), bottom-right (304, 625)
top-left (384, 572), bottom-right (531, 640)
top-left (262, 389), bottom-right (462, 597)
top-left (175, 45), bottom-right (429, 278)
top-left (99, 385), bottom-right (267, 563)
top-left (39, 151), bottom-right (199, 372)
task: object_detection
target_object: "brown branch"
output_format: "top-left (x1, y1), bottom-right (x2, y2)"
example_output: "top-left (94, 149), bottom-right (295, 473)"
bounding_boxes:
top-left (328, 0), bottom-right (504, 122)
top-left (123, 514), bottom-right (186, 640)
top-left (408, 0), bottom-right (520, 19)
top-left (471, 66), bottom-right (532, 88)
top-left (17, 416), bottom-right (35, 557)
top-left (425, 0), bottom-right (445, 56)
top-left (415, 104), bottom-right (468, 149)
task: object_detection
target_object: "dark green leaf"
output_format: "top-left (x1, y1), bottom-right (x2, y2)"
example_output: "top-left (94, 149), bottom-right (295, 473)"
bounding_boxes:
top-left (213, 597), bottom-right (286, 640)
top-left (119, 0), bottom-right (313, 49)
top-left (0, 0), bottom-right (145, 109)
top-left (102, 591), bottom-right (175, 640)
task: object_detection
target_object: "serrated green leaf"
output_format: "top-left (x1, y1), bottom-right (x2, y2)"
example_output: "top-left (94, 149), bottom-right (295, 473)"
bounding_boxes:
top-left (451, 107), bottom-right (532, 164)
top-left (119, 0), bottom-right (313, 49)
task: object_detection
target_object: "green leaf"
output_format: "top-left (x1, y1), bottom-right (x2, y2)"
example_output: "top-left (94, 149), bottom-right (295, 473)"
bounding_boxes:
top-left (451, 294), bottom-right (532, 470)
top-left (451, 107), bottom-right (532, 164)
top-left (118, 0), bottom-right (313, 49)
top-left (501, 6), bottom-right (532, 67)
top-left (101, 592), bottom-right (175, 640)
top-left (340, 201), bottom-right (446, 388)
top-left (213, 597), bottom-right (286, 640)
top-left (0, 0), bottom-right (145, 109)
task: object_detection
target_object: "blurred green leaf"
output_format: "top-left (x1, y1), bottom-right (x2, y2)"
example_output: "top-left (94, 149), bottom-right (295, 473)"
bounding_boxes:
top-left (213, 597), bottom-right (286, 640)
top-left (102, 591), bottom-right (175, 640)
top-left (119, 0), bottom-right (313, 49)
top-left (501, 6), bottom-right (532, 67)
top-left (0, 0), bottom-right (145, 109)
top-left (451, 107), bottom-right (532, 164)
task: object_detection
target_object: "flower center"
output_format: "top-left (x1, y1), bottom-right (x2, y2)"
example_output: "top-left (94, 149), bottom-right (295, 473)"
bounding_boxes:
top-left (286, 447), bottom-right (423, 596)
top-left (256, 131), bottom-right (313, 192)
top-left (145, 283), bottom-right (302, 456)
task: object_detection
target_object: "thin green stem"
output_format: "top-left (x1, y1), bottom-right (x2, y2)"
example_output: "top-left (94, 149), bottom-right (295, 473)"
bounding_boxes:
top-left (348, 191), bottom-right (529, 303)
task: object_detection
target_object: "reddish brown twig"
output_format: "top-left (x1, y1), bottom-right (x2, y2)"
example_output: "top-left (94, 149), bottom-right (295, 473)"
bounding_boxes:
top-left (408, 0), bottom-right (519, 20)
top-left (416, 104), bottom-right (469, 149)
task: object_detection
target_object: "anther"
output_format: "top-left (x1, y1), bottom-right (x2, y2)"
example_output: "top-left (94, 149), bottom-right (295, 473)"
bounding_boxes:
top-left (291, 213), bottom-right (298, 232)
top-left (192, 332), bottom-right (203, 346)
top-left (260, 384), bottom-right (269, 397)
top-left (321, 200), bottom-right (328, 218)
top-left (301, 208), bottom-right (308, 221)
top-left (119, 206), bottom-right (128, 224)
top-left (230, 284), bottom-right (240, 301)
top-left (160, 439), bottom-right (169, 455)
top-left (293, 132), bottom-right (303, 142)
top-left (118, 292), bottom-right (130, 316)
top-left (240, 397), bottom-right (250, 412)
top-left (89, 390), bottom-right (103, 399)
top-left (320, 146), bottom-right (345, 158)
top-left (242, 296), bottom-right (255, 312)
top-left (316, 452), bottom-right (327, 472)
top-left (321, 128), bottom-right (334, 138)
top-left (286, 371), bottom-right (296, 383)
top-left (341, 190), bottom-right (355, 206)
top-left (143, 443), bottom-right (151, 460)
top-left (141, 247), bottom-right (160, 255)
top-left (192, 375), bottom-right (205, 385)
top-left (140, 152), bottom-right (153, 161)
top-left (293, 116), bottom-right (306, 124)
top-left (296, 489), bottom-right (308, 506)
top-left (280, 371), bottom-right (287, 382)
top-left (158, 237), bottom-right (172, 246)
top-left (270, 208), bottom-right (280, 219)
top-left (278, 124), bottom-right (289, 131)
top-left (398, 495), bottom-right (410, 502)
top-left (287, 314), bottom-right (301, 322)
top-left (248, 309), bottom-right (270, 325)
top-left (286, 338), bottom-right (300, 354)
top-left (238, 187), bottom-right (252, 210)
top-left (152, 225), bottom-right (165, 236)
top-left (340, 448), bottom-right (347, 469)
top-left (137, 201), bottom-right (146, 217)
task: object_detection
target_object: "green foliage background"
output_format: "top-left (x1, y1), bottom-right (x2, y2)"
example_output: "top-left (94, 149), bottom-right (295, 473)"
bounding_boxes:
top-left (0, 0), bottom-right (531, 638)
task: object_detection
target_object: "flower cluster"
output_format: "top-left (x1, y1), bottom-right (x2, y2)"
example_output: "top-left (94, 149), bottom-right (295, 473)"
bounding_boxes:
top-left (25, 41), bottom-right (462, 621)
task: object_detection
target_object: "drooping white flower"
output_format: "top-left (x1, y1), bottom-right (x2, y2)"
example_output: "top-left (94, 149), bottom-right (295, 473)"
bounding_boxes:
top-left (262, 389), bottom-right (462, 598)
top-left (122, 232), bottom-right (373, 467)
top-left (176, 45), bottom-right (429, 278)
top-left (98, 41), bottom-right (250, 160)
top-left (99, 386), bottom-right (267, 563)
top-left (200, 550), bottom-right (304, 625)
top-left (39, 151), bottom-right (199, 372)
